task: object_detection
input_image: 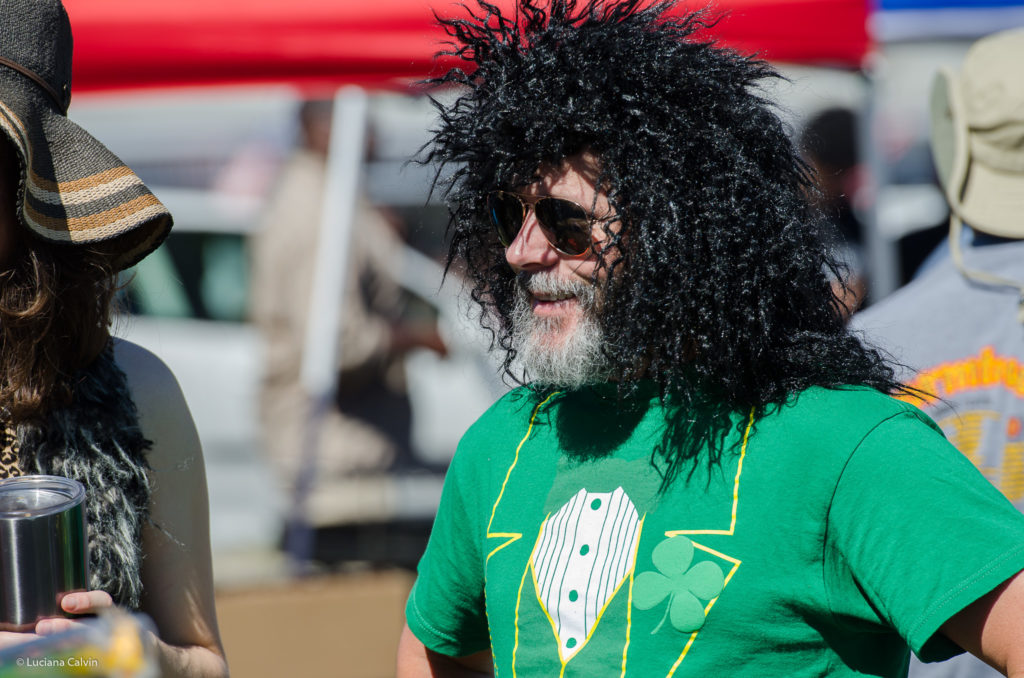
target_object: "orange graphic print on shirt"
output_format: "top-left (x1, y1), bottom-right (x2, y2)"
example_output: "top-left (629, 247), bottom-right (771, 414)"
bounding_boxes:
top-left (902, 346), bottom-right (1024, 503)
top-left (903, 346), bottom-right (1024, 405)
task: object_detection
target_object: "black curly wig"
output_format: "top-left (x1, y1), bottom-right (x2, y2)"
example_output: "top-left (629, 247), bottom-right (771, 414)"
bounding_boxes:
top-left (426, 0), bottom-right (913, 483)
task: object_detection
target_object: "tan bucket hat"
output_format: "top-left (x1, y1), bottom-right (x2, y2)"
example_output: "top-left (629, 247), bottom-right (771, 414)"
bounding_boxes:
top-left (930, 27), bottom-right (1024, 313)
top-left (0, 0), bottom-right (171, 271)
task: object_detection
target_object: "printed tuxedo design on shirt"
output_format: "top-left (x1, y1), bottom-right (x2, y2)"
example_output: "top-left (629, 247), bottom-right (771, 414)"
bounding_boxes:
top-left (487, 450), bottom-right (744, 677)
top-left (532, 487), bottom-right (642, 661)
top-left (531, 486), bottom-right (730, 665)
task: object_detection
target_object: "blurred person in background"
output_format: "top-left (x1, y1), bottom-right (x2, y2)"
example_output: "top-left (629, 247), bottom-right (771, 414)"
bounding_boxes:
top-left (854, 28), bottom-right (1024, 678)
top-left (251, 99), bottom-right (447, 565)
top-left (800, 107), bottom-right (868, 317)
top-left (0, 1), bottom-right (227, 676)
top-left (398, 1), bottom-right (1024, 676)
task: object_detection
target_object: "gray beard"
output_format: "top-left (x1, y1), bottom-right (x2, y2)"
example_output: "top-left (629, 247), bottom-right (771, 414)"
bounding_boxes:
top-left (510, 271), bottom-right (612, 389)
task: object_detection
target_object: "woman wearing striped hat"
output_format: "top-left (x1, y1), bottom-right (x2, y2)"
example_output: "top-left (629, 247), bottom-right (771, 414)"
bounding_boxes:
top-left (0, 1), bottom-right (227, 676)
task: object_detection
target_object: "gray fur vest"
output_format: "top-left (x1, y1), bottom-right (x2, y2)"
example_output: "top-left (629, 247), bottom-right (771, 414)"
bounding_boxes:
top-left (17, 345), bottom-right (151, 609)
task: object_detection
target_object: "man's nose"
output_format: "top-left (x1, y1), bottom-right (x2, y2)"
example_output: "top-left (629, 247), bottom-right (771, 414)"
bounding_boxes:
top-left (505, 209), bottom-right (559, 272)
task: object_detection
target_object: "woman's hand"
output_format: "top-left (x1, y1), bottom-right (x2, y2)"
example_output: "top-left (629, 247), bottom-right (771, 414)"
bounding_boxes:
top-left (0, 590), bottom-right (113, 649)
top-left (35, 590), bottom-right (114, 635)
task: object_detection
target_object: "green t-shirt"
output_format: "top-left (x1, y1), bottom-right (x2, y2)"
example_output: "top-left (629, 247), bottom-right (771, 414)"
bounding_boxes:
top-left (406, 384), bottom-right (1024, 677)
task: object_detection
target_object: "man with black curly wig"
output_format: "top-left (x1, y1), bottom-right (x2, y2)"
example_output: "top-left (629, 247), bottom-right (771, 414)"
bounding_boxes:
top-left (397, 1), bottom-right (1024, 676)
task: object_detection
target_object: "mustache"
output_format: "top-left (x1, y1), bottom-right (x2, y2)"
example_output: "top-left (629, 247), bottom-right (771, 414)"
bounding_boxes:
top-left (515, 271), bottom-right (596, 305)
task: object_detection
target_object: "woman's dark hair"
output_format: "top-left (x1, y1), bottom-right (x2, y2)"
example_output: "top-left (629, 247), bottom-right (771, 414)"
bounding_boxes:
top-left (0, 137), bottom-right (118, 422)
top-left (426, 0), bottom-right (913, 484)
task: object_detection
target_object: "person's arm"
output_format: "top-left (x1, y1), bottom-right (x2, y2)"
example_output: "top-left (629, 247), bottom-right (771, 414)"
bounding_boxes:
top-left (397, 624), bottom-right (493, 678)
top-left (939, 570), bottom-right (1024, 677)
top-left (114, 340), bottom-right (228, 678)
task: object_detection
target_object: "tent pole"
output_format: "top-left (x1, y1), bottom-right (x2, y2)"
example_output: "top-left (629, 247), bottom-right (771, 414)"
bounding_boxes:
top-left (285, 86), bottom-right (369, 572)
top-left (861, 55), bottom-right (900, 301)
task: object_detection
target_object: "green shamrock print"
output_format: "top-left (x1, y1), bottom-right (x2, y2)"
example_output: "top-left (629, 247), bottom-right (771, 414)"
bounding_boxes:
top-left (633, 536), bottom-right (725, 634)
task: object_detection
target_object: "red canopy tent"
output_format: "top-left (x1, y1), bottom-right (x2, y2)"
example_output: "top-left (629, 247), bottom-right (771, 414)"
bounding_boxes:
top-left (64, 0), bottom-right (870, 94)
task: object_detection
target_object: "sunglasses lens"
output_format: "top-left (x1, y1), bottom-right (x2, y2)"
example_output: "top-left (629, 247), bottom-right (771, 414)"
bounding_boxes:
top-left (535, 198), bottom-right (592, 255)
top-left (487, 192), bottom-right (523, 247)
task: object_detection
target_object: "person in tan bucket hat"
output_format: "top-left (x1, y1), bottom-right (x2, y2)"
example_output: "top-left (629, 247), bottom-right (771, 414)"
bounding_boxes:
top-left (931, 28), bottom-right (1024, 300)
top-left (0, 1), bottom-right (227, 676)
top-left (854, 27), bottom-right (1024, 678)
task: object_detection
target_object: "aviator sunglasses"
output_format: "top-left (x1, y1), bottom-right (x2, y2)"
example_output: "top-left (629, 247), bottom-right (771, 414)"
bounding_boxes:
top-left (487, 190), bottom-right (615, 256)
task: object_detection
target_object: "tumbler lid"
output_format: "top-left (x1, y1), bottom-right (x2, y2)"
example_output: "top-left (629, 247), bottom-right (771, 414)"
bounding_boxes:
top-left (0, 475), bottom-right (86, 518)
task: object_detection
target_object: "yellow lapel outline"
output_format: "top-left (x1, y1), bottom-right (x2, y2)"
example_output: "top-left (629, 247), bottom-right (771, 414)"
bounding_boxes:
top-left (657, 408), bottom-right (754, 677)
top-left (486, 392), bottom-right (559, 565)
top-left (664, 408), bottom-right (755, 538)
top-left (489, 392), bottom-right (558, 678)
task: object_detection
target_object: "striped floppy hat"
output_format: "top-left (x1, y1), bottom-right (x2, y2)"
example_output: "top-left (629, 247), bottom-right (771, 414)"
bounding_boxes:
top-left (0, 0), bottom-right (171, 271)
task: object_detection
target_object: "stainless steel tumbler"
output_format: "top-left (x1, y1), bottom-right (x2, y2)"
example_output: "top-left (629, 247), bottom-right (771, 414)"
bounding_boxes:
top-left (0, 475), bottom-right (88, 632)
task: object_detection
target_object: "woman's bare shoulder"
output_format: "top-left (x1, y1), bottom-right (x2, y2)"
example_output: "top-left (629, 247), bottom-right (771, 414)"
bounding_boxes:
top-left (111, 338), bottom-right (200, 460)
top-left (111, 339), bottom-right (180, 394)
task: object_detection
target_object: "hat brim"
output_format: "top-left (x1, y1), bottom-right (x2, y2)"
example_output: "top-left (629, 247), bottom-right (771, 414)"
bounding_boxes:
top-left (0, 67), bottom-right (171, 271)
top-left (929, 69), bottom-right (958, 197)
top-left (960, 158), bottom-right (1024, 239)
top-left (929, 66), bottom-right (1024, 239)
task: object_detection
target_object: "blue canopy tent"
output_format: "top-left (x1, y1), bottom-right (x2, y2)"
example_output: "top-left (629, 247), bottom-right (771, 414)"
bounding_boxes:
top-left (875, 0), bottom-right (1024, 41)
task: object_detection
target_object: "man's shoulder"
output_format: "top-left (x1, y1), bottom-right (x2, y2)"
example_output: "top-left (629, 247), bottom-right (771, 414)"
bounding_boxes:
top-left (456, 386), bottom-right (548, 454)
top-left (762, 385), bottom-right (938, 446)
top-left (735, 387), bottom-right (942, 489)
top-left (478, 385), bottom-right (543, 417)
top-left (787, 384), bottom-right (924, 418)
top-left (789, 383), bottom-right (904, 407)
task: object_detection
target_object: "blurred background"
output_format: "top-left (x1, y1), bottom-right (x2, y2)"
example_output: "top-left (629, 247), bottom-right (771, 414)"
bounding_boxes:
top-left (59, 0), bottom-right (1024, 675)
